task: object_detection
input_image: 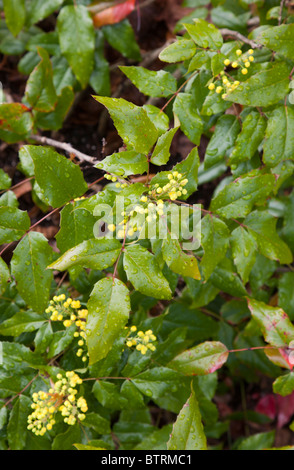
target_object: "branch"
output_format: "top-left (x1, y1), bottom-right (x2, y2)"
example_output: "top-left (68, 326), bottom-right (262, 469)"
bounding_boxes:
top-left (29, 134), bottom-right (97, 164)
top-left (220, 28), bottom-right (262, 49)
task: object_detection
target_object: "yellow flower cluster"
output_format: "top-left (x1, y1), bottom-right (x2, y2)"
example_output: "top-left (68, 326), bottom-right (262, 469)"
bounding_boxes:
top-left (150, 171), bottom-right (188, 201)
top-left (46, 295), bottom-right (88, 363)
top-left (125, 326), bottom-right (157, 355)
top-left (208, 48), bottom-right (255, 99)
top-left (104, 174), bottom-right (128, 189)
top-left (27, 372), bottom-right (87, 435)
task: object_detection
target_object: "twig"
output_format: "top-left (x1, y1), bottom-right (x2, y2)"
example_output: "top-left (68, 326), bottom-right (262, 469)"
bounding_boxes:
top-left (29, 134), bottom-right (96, 164)
top-left (220, 28), bottom-right (262, 49)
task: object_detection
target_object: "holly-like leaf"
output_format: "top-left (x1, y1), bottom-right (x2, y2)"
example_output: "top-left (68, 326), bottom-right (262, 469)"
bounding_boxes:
top-left (173, 93), bottom-right (203, 145)
top-left (184, 19), bottom-right (223, 50)
top-left (168, 341), bottom-right (229, 375)
top-left (0, 103), bottom-right (33, 143)
top-left (102, 19), bottom-right (141, 61)
top-left (86, 277), bottom-right (130, 364)
top-left (210, 173), bottom-right (275, 219)
top-left (0, 206), bottom-right (30, 244)
top-left (93, 96), bottom-right (158, 155)
top-left (200, 215), bottom-right (229, 280)
top-left (204, 114), bottom-right (240, 169)
top-left (230, 226), bottom-right (257, 284)
top-left (263, 106), bottom-right (294, 167)
top-left (167, 385), bottom-right (207, 450)
top-left (150, 128), bottom-right (178, 166)
top-left (96, 150), bottom-right (148, 176)
top-left (159, 38), bottom-right (197, 63)
top-left (0, 257), bottom-right (10, 295)
top-left (57, 4), bottom-right (95, 88)
top-left (247, 298), bottom-right (294, 348)
top-left (0, 311), bottom-right (46, 337)
top-left (244, 210), bottom-right (293, 265)
top-left (225, 62), bottom-right (291, 107)
top-left (123, 244), bottom-right (172, 300)
top-left (258, 24), bottom-right (294, 61)
top-left (27, 0), bottom-right (64, 26)
top-left (229, 111), bottom-right (266, 165)
top-left (34, 86), bottom-right (74, 131)
top-left (11, 232), bottom-right (53, 313)
top-left (7, 395), bottom-right (31, 450)
top-left (131, 367), bottom-right (181, 400)
top-left (0, 168), bottom-right (11, 190)
top-left (21, 146), bottom-right (88, 208)
top-left (120, 66), bottom-right (177, 98)
top-left (162, 234), bottom-right (201, 280)
top-left (48, 238), bottom-right (121, 271)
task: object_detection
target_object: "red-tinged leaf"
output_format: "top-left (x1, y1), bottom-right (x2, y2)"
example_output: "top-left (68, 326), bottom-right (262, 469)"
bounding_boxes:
top-left (247, 298), bottom-right (294, 348)
top-left (265, 347), bottom-right (294, 370)
top-left (0, 103), bottom-right (33, 142)
top-left (255, 392), bottom-right (294, 428)
top-left (93, 0), bottom-right (136, 27)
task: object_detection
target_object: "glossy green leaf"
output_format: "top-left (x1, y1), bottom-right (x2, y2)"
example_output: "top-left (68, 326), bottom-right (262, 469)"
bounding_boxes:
top-left (27, 0), bottom-right (64, 26)
top-left (1, 341), bottom-right (46, 369)
top-left (184, 19), bottom-right (223, 50)
top-left (11, 232), bottom-right (53, 313)
top-left (96, 150), bottom-right (148, 176)
top-left (263, 106), bottom-right (294, 167)
top-left (173, 93), bottom-right (203, 145)
top-left (210, 259), bottom-right (247, 297)
top-left (279, 272), bottom-right (294, 321)
top-left (143, 105), bottom-right (170, 136)
top-left (0, 311), bottom-right (46, 337)
top-left (132, 367), bottom-right (181, 400)
top-left (57, 4), bottom-right (95, 88)
top-left (92, 380), bottom-right (128, 410)
top-left (168, 341), bottom-right (229, 375)
top-left (237, 431), bottom-right (275, 451)
top-left (167, 386), bottom-right (207, 450)
top-left (273, 372), bottom-right (294, 397)
top-left (7, 395), bottom-right (31, 450)
top-left (0, 168), bottom-right (11, 190)
top-left (94, 96), bottom-right (158, 155)
top-left (47, 324), bottom-right (76, 358)
top-left (86, 277), bottom-right (130, 364)
top-left (102, 19), bottom-right (141, 61)
top-left (204, 115), bottom-right (240, 169)
top-left (123, 244), bottom-right (172, 300)
top-left (247, 298), bottom-right (294, 348)
top-left (225, 62), bottom-right (291, 107)
top-left (48, 238), bottom-right (121, 272)
top-left (81, 412), bottom-right (111, 434)
top-left (200, 215), bottom-right (229, 280)
top-left (0, 206), bottom-right (30, 244)
top-left (89, 30), bottom-right (110, 96)
top-left (210, 173), bottom-right (275, 219)
top-left (120, 66), bottom-right (177, 98)
top-left (150, 128), bottom-right (178, 166)
top-left (0, 103), bottom-right (33, 143)
top-left (34, 86), bottom-right (74, 131)
top-left (21, 146), bottom-right (88, 208)
top-left (230, 226), bottom-right (257, 284)
top-left (0, 257), bottom-right (10, 295)
top-left (244, 210), bottom-right (293, 264)
top-left (229, 111), bottom-right (266, 165)
top-left (3, 0), bottom-right (25, 37)
top-left (159, 38), bottom-right (197, 63)
top-left (258, 24), bottom-right (294, 60)
top-left (162, 234), bottom-right (201, 280)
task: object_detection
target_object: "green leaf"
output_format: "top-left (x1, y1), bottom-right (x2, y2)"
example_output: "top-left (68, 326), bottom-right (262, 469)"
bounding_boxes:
top-left (7, 395), bottom-right (31, 450)
top-left (258, 24), bottom-right (294, 61)
top-left (210, 173), bottom-right (275, 219)
top-left (131, 367), bottom-right (181, 400)
top-left (134, 424), bottom-right (172, 450)
top-left (185, 19), bottom-right (223, 50)
top-left (200, 215), bottom-right (229, 280)
top-left (0, 103), bottom-right (33, 143)
top-left (204, 115), bottom-right (240, 169)
top-left (21, 145), bottom-right (88, 207)
top-left (279, 272), bottom-right (294, 321)
top-left (3, 0), bottom-right (26, 37)
top-left (244, 210), bottom-right (293, 264)
top-left (0, 311), bottom-right (46, 337)
top-left (34, 322), bottom-right (53, 354)
top-left (90, 30), bottom-right (110, 96)
top-left (273, 372), bottom-right (294, 397)
top-left (230, 226), bottom-right (257, 284)
top-left (52, 424), bottom-right (81, 450)
top-left (57, 4), bottom-right (95, 88)
top-left (210, 259), bottom-right (248, 297)
top-left (229, 111), bottom-right (266, 165)
top-left (47, 324), bottom-right (76, 358)
top-left (1, 341), bottom-right (46, 369)
top-left (173, 93), bottom-right (203, 145)
top-left (86, 277), bottom-right (130, 364)
top-left (123, 244), bottom-right (172, 300)
top-left (24, 47), bottom-right (57, 112)
top-left (27, 0), bottom-right (64, 26)
top-left (168, 341), bottom-right (229, 375)
top-left (159, 38), bottom-right (197, 63)
top-left (167, 385), bottom-right (207, 450)
top-left (225, 62), bottom-right (291, 107)
top-left (237, 431), bottom-right (275, 451)
top-left (92, 380), bottom-right (128, 410)
top-left (0, 168), bottom-right (11, 190)
top-left (263, 106), bottom-right (294, 167)
top-left (96, 150), bottom-right (148, 176)
top-left (48, 238), bottom-right (121, 272)
top-left (0, 206), bottom-right (30, 244)
top-left (34, 86), bottom-right (74, 131)
top-left (93, 96), bottom-right (158, 155)
top-left (162, 233), bottom-right (201, 280)
top-left (102, 19), bottom-right (141, 61)
top-left (11, 232), bottom-right (53, 313)
top-left (82, 412), bottom-right (111, 434)
top-left (0, 257), bottom-right (10, 295)
top-left (143, 105), bottom-right (170, 136)
top-left (247, 298), bottom-right (294, 348)
top-left (150, 127), bottom-right (178, 166)
top-left (120, 66), bottom-right (177, 98)
top-left (56, 202), bottom-right (97, 253)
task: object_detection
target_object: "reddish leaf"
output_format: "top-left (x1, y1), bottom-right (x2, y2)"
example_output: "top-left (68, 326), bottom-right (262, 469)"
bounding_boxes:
top-left (93, 0), bottom-right (136, 27)
top-left (255, 392), bottom-right (294, 428)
